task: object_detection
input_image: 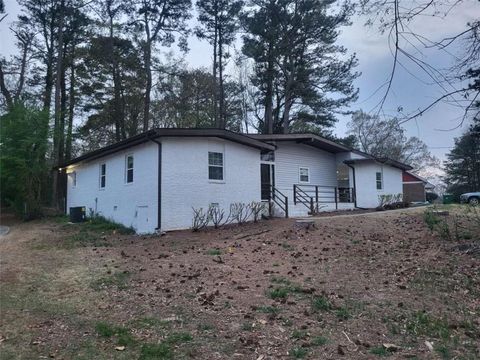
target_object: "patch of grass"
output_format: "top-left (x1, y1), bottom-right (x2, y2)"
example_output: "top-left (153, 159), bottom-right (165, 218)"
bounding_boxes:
top-left (117, 328), bottom-right (136, 346)
top-left (290, 347), bottom-right (308, 358)
top-left (206, 248), bottom-right (221, 256)
top-left (138, 332), bottom-right (192, 359)
top-left (197, 322), bottom-right (215, 331)
top-left (164, 332), bottom-right (193, 344)
top-left (84, 215), bottom-right (135, 234)
top-left (242, 322), bottom-right (254, 331)
top-left (95, 322), bottom-right (135, 346)
top-left (130, 316), bottom-right (170, 329)
top-left (90, 271), bottom-right (131, 290)
top-left (310, 336), bottom-right (328, 346)
top-left (139, 343), bottom-right (173, 360)
top-left (223, 301), bottom-right (232, 309)
top-left (370, 346), bottom-right (390, 357)
top-left (51, 215), bottom-right (69, 223)
top-left (335, 307), bottom-right (351, 320)
top-left (435, 344), bottom-right (451, 360)
top-left (268, 277), bottom-right (306, 299)
top-left (424, 209), bottom-right (441, 231)
top-left (66, 230), bottom-right (110, 248)
top-left (282, 243), bottom-right (294, 250)
top-left (311, 296), bottom-right (332, 312)
top-left (291, 329), bottom-right (308, 340)
top-left (268, 287), bottom-right (290, 299)
top-left (95, 322), bottom-right (116, 337)
top-left (255, 305), bottom-right (280, 315)
top-left (406, 311), bottom-right (450, 340)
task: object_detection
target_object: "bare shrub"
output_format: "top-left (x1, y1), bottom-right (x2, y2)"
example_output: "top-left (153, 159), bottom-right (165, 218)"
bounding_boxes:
top-left (208, 204), bottom-right (226, 229)
top-left (230, 202), bottom-right (253, 225)
top-left (192, 207), bottom-right (209, 231)
top-left (378, 193), bottom-right (406, 210)
top-left (250, 201), bottom-right (266, 222)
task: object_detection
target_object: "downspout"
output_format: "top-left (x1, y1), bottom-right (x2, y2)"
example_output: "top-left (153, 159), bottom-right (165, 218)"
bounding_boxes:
top-left (345, 163), bottom-right (360, 209)
top-left (148, 136), bottom-right (162, 231)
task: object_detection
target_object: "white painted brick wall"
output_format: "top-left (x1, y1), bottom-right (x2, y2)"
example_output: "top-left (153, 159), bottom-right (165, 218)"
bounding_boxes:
top-left (354, 162), bottom-right (403, 208)
top-left (66, 142), bottom-right (159, 234)
top-left (161, 137), bottom-right (262, 231)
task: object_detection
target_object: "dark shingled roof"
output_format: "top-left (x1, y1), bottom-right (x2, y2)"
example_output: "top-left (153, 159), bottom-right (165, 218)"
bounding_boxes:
top-left (247, 133), bottom-right (351, 153)
top-left (61, 130), bottom-right (412, 171)
top-left (344, 157), bottom-right (413, 171)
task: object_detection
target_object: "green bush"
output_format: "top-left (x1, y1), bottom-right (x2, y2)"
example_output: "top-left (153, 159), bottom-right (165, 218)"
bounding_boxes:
top-left (0, 104), bottom-right (49, 219)
top-left (85, 215), bottom-right (135, 234)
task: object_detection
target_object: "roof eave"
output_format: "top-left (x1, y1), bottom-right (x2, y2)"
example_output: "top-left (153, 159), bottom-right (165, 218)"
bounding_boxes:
top-left (60, 129), bottom-right (274, 168)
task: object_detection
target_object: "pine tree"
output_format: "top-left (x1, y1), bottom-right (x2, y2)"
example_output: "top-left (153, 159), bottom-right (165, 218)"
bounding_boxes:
top-left (195, 0), bottom-right (244, 128)
top-left (242, 0), bottom-right (358, 134)
top-left (444, 126), bottom-right (480, 199)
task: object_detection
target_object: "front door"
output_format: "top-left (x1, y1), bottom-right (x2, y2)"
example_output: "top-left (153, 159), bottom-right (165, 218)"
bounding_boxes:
top-left (261, 164), bottom-right (274, 200)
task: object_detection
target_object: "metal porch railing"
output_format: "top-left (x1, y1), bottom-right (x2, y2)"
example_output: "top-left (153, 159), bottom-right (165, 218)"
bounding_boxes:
top-left (293, 184), bottom-right (355, 212)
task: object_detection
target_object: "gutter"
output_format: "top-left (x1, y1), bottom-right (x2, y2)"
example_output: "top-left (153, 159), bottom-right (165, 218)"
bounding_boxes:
top-left (148, 136), bottom-right (162, 231)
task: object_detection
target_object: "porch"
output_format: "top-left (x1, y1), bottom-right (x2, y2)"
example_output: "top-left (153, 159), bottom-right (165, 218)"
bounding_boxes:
top-left (263, 184), bottom-right (356, 218)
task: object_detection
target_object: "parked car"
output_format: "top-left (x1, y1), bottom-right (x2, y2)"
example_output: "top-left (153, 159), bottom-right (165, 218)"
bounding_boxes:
top-left (460, 192), bottom-right (480, 205)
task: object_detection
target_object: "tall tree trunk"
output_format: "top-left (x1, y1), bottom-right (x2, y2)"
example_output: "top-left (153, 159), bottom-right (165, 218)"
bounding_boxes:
top-left (213, 15), bottom-right (218, 128)
top-left (59, 52), bottom-right (67, 164)
top-left (282, 61), bottom-right (295, 134)
top-left (14, 34), bottom-right (31, 102)
top-left (282, 95), bottom-right (292, 134)
top-left (109, 12), bottom-right (124, 141)
top-left (264, 40), bottom-right (274, 134)
top-left (43, 16), bottom-right (56, 114)
top-left (65, 45), bottom-right (75, 161)
top-left (43, 55), bottom-right (54, 113)
top-left (218, 27), bottom-right (225, 129)
top-left (0, 64), bottom-right (13, 109)
top-left (143, 14), bottom-right (152, 133)
top-left (52, 0), bottom-right (65, 209)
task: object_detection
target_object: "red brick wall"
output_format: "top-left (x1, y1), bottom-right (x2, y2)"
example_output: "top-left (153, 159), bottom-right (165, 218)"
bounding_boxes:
top-left (403, 183), bottom-right (426, 202)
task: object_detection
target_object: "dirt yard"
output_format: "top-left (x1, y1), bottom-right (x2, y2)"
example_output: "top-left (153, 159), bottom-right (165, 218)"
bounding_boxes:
top-left (1, 207), bottom-right (479, 359)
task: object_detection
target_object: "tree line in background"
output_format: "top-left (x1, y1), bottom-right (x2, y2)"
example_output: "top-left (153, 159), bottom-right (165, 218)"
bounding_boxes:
top-left (0, 0), bottom-right (360, 214)
top-left (0, 0), bottom-right (359, 151)
top-left (444, 118), bottom-right (480, 200)
top-left (0, 0), bottom-right (478, 217)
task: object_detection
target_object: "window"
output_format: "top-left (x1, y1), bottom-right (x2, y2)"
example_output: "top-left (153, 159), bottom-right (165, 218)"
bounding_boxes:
top-left (376, 171), bottom-right (383, 190)
top-left (99, 163), bottom-right (106, 188)
top-left (208, 152), bottom-right (224, 181)
top-left (125, 155), bottom-right (134, 183)
top-left (71, 171), bottom-right (77, 187)
top-left (261, 150), bottom-right (275, 162)
top-left (299, 167), bottom-right (309, 183)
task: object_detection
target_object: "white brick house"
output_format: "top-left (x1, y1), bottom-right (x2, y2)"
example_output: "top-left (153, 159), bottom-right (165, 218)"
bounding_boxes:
top-left (62, 129), bottom-right (412, 233)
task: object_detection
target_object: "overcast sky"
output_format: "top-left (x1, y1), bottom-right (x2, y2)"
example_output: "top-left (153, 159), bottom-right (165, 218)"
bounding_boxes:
top-left (1, 0), bottom-right (478, 164)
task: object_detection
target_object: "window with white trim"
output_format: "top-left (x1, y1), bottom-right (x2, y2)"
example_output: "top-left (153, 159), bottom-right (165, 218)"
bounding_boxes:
top-left (125, 155), bottom-right (134, 183)
top-left (99, 163), bottom-right (106, 188)
top-left (208, 152), bottom-right (224, 181)
top-left (71, 171), bottom-right (77, 187)
top-left (376, 171), bottom-right (383, 190)
top-left (299, 167), bottom-right (310, 183)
